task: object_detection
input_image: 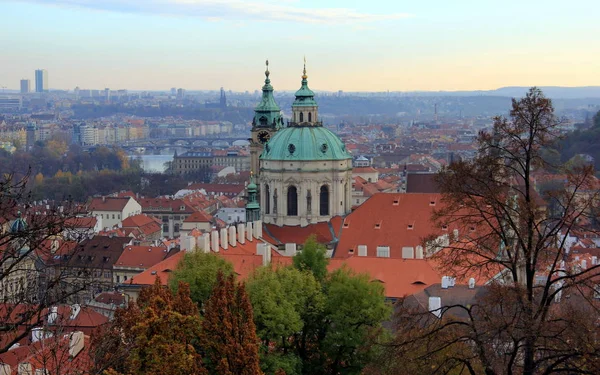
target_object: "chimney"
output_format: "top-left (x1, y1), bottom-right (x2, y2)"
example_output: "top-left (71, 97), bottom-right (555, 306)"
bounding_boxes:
top-left (211, 230), bottom-right (219, 252)
top-left (17, 363), bottom-right (32, 375)
top-left (253, 220), bottom-right (262, 238)
top-left (441, 276), bottom-right (449, 289)
top-left (452, 229), bottom-right (459, 241)
top-left (69, 331), bottom-right (85, 358)
top-left (0, 364), bottom-right (11, 375)
top-left (468, 278), bottom-right (475, 289)
top-left (285, 243), bottom-right (297, 257)
top-left (258, 243), bottom-right (271, 266)
top-left (449, 277), bottom-right (456, 287)
top-left (593, 256), bottom-right (598, 266)
top-left (47, 306), bottom-right (58, 324)
top-left (415, 245), bottom-right (424, 259)
top-left (246, 222), bottom-right (253, 241)
top-left (180, 235), bottom-right (196, 252)
top-left (35, 370), bottom-right (48, 375)
top-left (199, 233), bottom-right (210, 253)
top-left (428, 296), bottom-right (442, 318)
top-left (228, 226), bottom-right (237, 247)
top-left (69, 304), bottom-right (81, 320)
top-left (31, 327), bottom-right (44, 343)
top-left (582, 259), bottom-right (587, 269)
top-left (357, 245), bottom-right (367, 257)
top-left (102, 196), bottom-right (106, 202)
top-left (237, 223), bottom-right (246, 244)
top-left (401, 247), bottom-right (414, 259)
top-left (220, 228), bottom-right (228, 250)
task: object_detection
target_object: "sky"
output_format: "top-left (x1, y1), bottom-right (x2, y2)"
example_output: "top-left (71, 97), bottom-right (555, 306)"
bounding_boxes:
top-left (1, 0), bottom-right (599, 92)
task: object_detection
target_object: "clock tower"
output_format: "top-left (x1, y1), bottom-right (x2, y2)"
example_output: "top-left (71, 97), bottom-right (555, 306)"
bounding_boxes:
top-left (250, 60), bottom-right (284, 177)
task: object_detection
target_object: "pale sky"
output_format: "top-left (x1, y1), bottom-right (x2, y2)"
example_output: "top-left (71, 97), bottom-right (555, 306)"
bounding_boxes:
top-left (1, 0), bottom-right (599, 92)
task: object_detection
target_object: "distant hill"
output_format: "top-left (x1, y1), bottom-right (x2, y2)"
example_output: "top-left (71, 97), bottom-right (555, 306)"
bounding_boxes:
top-left (403, 86), bottom-right (600, 99)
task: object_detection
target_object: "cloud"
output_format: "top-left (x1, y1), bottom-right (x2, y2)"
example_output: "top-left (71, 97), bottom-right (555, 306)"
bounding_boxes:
top-left (18, 0), bottom-right (413, 24)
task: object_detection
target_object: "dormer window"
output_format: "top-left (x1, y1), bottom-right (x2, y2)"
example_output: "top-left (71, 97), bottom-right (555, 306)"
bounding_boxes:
top-left (442, 225), bottom-right (448, 231)
top-left (407, 224), bottom-right (414, 230)
top-left (374, 222), bottom-right (381, 229)
top-left (393, 199), bottom-right (399, 205)
top-left (180, 206), bottom-right (185, 211)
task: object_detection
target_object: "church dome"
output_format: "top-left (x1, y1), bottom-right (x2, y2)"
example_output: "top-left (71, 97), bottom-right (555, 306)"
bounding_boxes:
top-left (10, 213), bottom-right (27, 233)
top-left (261, 126), bottom-right (351, 161)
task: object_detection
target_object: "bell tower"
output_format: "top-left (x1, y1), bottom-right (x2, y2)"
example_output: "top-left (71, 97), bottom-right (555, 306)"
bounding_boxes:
top-left (250, 60), bottom-right (284, 177)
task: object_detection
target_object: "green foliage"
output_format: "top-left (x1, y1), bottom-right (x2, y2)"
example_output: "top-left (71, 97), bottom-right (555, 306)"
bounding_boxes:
top-left (169, 250), bottom-right (234, 309)
top-left (247, 238), bottom-right (391, 375)
top-left (292, 235), bottom-right (329, 281)
top-left (321, 268), bottom-right (391, 374)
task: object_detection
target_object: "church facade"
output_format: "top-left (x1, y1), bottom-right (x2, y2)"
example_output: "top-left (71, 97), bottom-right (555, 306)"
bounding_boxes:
top-left (249, 61), bottom-right (353, 227)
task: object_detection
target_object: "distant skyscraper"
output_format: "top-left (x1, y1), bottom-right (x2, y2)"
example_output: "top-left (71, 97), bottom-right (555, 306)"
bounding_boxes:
top-left (177, 88), bottom-right (185, 99)
top-left (20, 79), bottom-right (31, 94)
top-left (104, 88), bottom-right (110, 102)
top-left (220, 87), bottom-right (227, 109)
top-left (34, 69), bottom-right (48, 92)
top-left (170, 87), bottom-right (177, 96)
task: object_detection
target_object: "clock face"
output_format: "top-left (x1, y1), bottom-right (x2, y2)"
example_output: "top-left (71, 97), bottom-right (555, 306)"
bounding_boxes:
top-left (258, 130), bottom-right (271, 144)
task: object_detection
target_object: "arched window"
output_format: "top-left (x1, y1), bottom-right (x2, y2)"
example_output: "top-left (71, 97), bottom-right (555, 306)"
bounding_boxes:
top-left (308, 112), bottom-right (312, 122)
top-left (265, 184), bottom-right (270, 214)
top-left (320, 185), bottom-right (329, 216)
top-left (287, 186), bottom-right (298, 216)
top-left (299, 112), bottom-right (304, 122)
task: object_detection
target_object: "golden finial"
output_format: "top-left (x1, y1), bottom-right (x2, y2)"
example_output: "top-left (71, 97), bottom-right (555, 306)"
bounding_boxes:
top-left (302, 56), bottom-right (307, 80)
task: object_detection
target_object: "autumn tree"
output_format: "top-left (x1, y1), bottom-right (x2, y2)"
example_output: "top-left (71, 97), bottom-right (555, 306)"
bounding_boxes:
top-left (91, 277), bottom-right (206, 375)
top-left (0, 172), bottom-right (98, 355)
top-left (379, 88), bottom-right (600, 374)
top-left (201, 271), bottom-right (262, 375)
top-left (169, 250), bottom-right (234, 310)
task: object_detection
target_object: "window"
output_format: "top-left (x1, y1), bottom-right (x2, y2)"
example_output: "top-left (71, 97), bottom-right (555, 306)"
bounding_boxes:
top-left (308, 112), bottom-right (312, 122)
top-left (287, 186), bottom-right (298, 216)
top-left (118, 214), bottom-right (121, 219)
top-left (299, 112), bottom-right (304, 122)
top-left (265, 184), bottom-right (270, 214)
top-left (320, 185), bottom-right (329, 216)
top-left (174, 224), bottom-right (180, 233)
top-left (162, 224), bottom-right (168, 233)
top-left (104, 272), bottom-right (110, 278)
top-left (116, 275), bottom-right (120, 283)
top-left (112, 214), bottom-right (115, 219)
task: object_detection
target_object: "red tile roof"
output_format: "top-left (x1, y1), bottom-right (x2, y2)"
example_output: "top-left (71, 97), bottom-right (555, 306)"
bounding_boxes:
top-left (328, 257), bottom-right (441, 298)
top-left (335, 193), bottom-right (443, 258)
top-left (264, 217), bottom-right (342, 245)
top-left (121, 214), bottom-right (162, 236)
top-left (89, 197), bottom-right (132, 211)
top-left (183, 211), bottom-right (213, 223)
top-left (115, 245), bottom-right (171, 269)
top-left (64, 216), bottom-right (97, 228)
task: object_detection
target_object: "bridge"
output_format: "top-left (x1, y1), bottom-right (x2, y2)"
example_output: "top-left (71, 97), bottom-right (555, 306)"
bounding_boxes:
top-left (120, 136), bottom-right (250, 151)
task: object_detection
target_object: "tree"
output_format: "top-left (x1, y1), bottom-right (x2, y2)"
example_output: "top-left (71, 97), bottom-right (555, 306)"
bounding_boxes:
top-left (318, 268), bottom-right (391, 375)
top-left (169, 250), bottom-right (234, 309)
top-left (293, 235), bottom-right (329, 282)
top-left (247, 266), bottom-right (324, 375)
top-left (0, 172), bottom-right (98, 355)
top-left (381, 88), bottom-right (600, 374)
top-left (248, 239), bottom-right (390, 375)
top-left (201, 271), bottom-right (262, 375)
top-left (91, 277), bottom-right (206, 375)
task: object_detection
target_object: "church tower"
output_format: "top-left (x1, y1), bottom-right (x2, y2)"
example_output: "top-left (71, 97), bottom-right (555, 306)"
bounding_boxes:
top-left (259, 61), bottom-right (353, 227)
top-left (245, 172), bottom-right (260, 223)
top-left (250, 60), bottom-right (284, 176)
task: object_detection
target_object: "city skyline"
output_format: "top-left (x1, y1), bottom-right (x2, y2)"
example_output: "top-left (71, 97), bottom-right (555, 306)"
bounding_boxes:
top-left (1, 0), bottom-right (599, 92)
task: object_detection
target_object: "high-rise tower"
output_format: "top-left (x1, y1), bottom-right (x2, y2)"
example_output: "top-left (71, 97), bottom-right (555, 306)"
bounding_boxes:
top-left (249, 60), bottom-right (284, 176)
top-left (35, 69), bottom-right (48, 93)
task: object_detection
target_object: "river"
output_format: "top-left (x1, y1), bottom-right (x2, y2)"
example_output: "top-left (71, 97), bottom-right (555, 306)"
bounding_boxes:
top-left (128, 148), bottom-right (186, 173)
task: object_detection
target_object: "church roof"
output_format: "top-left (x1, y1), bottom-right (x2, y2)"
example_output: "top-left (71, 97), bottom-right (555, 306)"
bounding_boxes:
top-left (253, 60), bottom-right (284, 129)
top-left (292, 62), bottom-right (317, 107)
top-left (261, 126), bottom-right (352, 161)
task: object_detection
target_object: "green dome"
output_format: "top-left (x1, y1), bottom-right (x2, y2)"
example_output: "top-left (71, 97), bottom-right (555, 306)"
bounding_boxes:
top-left (261, 126), bottom-right (351, 161)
